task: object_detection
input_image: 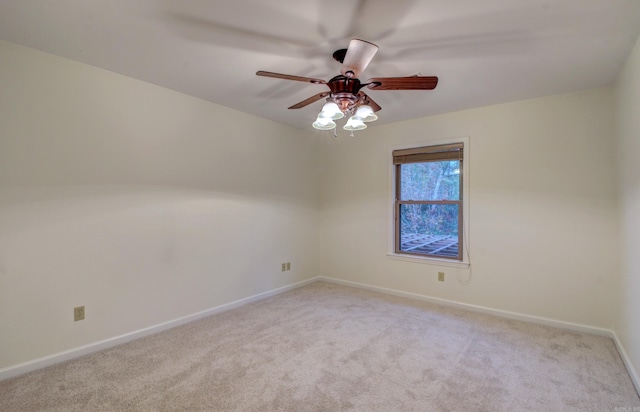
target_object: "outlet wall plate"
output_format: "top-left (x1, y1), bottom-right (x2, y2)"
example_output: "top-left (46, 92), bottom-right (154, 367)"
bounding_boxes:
top-left (74, 306), bottom-right (85, 321)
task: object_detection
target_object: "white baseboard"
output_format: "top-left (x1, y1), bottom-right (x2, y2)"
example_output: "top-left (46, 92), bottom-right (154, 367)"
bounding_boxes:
top-left (317, 276), bottom-right (613, 336)
top-left (0, 277), bottom-right (319, 381)
top-left (612, 331), bottom-right (640, 396)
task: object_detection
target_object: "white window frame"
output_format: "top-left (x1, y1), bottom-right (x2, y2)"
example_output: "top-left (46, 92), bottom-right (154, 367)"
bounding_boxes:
top-left (387, 136), bottom-right (470, 268)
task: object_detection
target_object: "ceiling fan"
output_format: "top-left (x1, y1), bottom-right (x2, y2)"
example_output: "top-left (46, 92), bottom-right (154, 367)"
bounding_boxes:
top-left (256, 39), bottom-right (438, 133)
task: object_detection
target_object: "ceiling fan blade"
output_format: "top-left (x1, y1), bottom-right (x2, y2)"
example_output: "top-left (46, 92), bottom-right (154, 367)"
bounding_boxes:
top-left (366, 76), bottom-right (438, 90)
top-left (256, 71), bottom-right (326, 84)
top-left (350, 0), bottom-right (417, 42)
top-left (341, 39), bottom-right (379, 78)
top-left (288, 92), bottom-right (330, 109)
top-left (358, 92), bottom-right (382, 112)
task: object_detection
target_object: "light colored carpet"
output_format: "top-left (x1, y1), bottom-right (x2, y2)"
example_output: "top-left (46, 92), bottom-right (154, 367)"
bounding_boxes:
top-left (0, 281), bottom-right (638, 411)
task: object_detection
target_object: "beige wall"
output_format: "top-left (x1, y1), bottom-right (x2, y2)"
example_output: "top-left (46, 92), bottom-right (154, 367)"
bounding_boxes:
top-left (614, 35), bottom-right (640, 385)
top-left (0, 36), bottom-right (632, 378)
top-left (319, 87), bottom-right (618, 329)
top-left (0, 40), bottom-right (320, 369)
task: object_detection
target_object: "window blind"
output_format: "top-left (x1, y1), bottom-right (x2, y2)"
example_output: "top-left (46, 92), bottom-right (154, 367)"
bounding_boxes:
top-left (392, 143), bottom-right (463, 164)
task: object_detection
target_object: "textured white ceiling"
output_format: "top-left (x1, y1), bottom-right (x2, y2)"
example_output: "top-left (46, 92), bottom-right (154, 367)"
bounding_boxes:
top-left (1, 0), bottom-right (639, 129)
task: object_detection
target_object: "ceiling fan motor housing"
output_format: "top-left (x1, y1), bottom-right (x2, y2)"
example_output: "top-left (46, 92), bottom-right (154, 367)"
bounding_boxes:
top-left (328, 75), bottom-right (363, 112)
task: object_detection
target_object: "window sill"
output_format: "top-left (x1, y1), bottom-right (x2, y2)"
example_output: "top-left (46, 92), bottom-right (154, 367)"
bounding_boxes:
top-left (387, 253), bottom-right (470, 269)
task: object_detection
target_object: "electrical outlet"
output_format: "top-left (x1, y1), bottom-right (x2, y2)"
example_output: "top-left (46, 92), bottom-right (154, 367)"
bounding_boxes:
top-left (74, 306), bottom-right (85, 321)
top-left (286, 262), bottom-right (291, 271)
top-left (282, 263), bottom-right (286, 272)
top-left (438, 272), bottom-right (445, 282)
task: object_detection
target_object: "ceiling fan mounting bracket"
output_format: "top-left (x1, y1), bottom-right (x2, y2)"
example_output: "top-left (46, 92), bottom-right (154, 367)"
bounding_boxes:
top-left (332, 48), bottom-right (348, 64)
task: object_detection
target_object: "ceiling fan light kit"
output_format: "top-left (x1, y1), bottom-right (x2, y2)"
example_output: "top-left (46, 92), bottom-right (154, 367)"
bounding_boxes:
top-left (355, 105), bottom-right (378, 122)
top-left (312, 116), bottom-right (337, 131)
top-left (343, 116), bottom-right (367, 131)
top-left (319, 102), bottom-right (344, 120)
top-left (257, 39), bottom-right (438, 136)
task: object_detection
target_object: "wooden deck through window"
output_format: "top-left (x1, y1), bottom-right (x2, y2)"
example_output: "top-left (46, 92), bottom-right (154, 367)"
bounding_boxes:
top-left (400, 234), bottom-right (459, 258)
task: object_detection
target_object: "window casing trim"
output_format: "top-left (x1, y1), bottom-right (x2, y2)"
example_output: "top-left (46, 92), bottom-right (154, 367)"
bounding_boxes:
top-left (388, 136), bottom-right (470, 266)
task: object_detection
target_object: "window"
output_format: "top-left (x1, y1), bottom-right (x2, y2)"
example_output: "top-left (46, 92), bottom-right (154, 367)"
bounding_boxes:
top-left (393, 143), bottom-right (464, 260)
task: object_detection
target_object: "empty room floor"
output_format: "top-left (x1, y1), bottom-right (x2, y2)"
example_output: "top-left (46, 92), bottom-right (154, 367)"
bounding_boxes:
top-left (1, 281), bottom-right (638, 411)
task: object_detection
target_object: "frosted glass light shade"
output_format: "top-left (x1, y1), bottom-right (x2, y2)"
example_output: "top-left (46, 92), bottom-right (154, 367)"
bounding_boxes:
top-left (312, 116), bottom-right (336, 130)
top-left (343, 116), bottom-right (367, 131)
top-left (319, 102), bottom-right (344, 120)
top-left (355, 105), bottom-right (378, 122)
